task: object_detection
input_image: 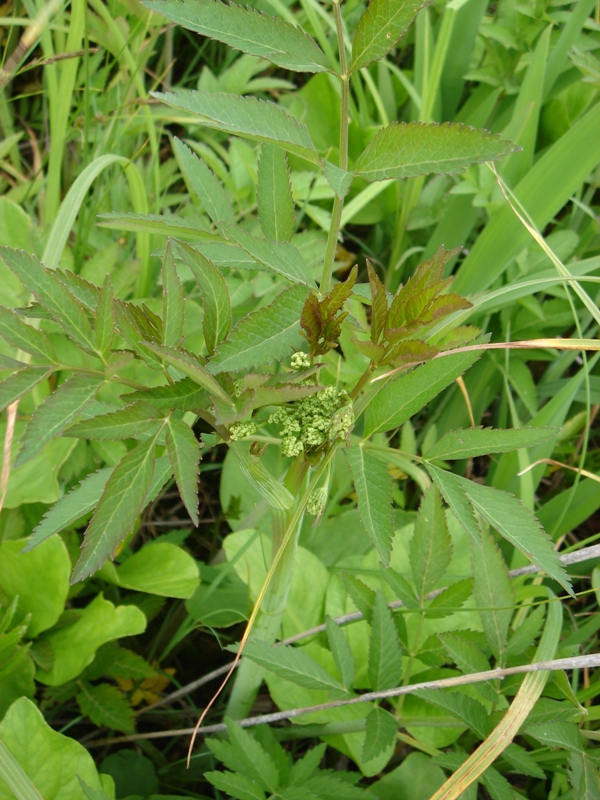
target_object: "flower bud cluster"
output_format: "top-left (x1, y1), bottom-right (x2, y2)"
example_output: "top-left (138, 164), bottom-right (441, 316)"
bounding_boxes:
top-left (229, 421), bottom-right (257, 440)
top-left (269, 385), bottom-right (353, 458)
top-left (290, 351), bottom-right (311, 370)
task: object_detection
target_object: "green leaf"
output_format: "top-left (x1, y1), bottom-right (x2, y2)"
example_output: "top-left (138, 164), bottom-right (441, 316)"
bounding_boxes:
top-left (123, 377), bottom-right (210, 412)
top-left (364, 349), bottom-right (481, 437)
top-left (325, 616), bottom-right (355, 689)
top-left (193, 240), bottom-right (263, 271)
top-left (177, 240), bottom-right (231, 355)
top-left (71, 434), bottom-right (160, 583)
top-left (153, 90), bottom-right (320, 165)
top-left (87, 642), bottom-right (158, 681)
top-left (142, 341), bottom-right (234, 406)
top-left (230, 441), bottom-right (294, 511)
top-left (503, 744), bottom-right (545, 780)
top-left (242, 639), bottom-right (343, 692)
top-left (427, 579), bottom-right (472, 617)
top-left (97, 210), bottom-right (219, 239)
top-left (16, 374), bottom-right (103, 466)
top-left (504, 605), bottom-right (546, 659)
top-left (0, 697), bottom-right (110, 799)
top-left (94, 275), bottom-right (114, 359)
top-left (65, 402), bottom-right (162, 440)
top-left (354, 122), bottom-right (519, 182)
top-left (76, 682), bottom-right (135, 733)
top-left (471, 526), bottom-right (515, 659)
top-left (209, 284), bottom-right (308, 374)
top-left (173, 137), bottom-right (235, 227)
top-left (380, 565), bottom-right (419, 609)
top-left (410, 485), bottom-right (452, 601)
top-left (161, 241), bottom-right (185, 347)
top-left (464, 480), bottom-right (572, 595)
top-left (223, 225), bottom-right (314, 287)
top-left (100, 542), bottom-right (200, 599)
top-left (257, 145), bottom-right (295, 242)
top-left (416, 689), bottom-right (489, 739)
top-left (205, 770), bottom-right (266, 800)
top-left (341, 572), bottom-right (376, 622)
top-left (166, 417), bottom-right (201, 525)
top-left (368, 590), bottom-right (402, 690)
top-left (114, 301), bottom-right (163, 366)
top-left (0, 306), bottom-right (56, 362)
top-left (226, 719), bottom-right (280, 792)
top-left (367, 263), bottom-right (388, 345)
top-left (525, 721), bottom-right (584, 754)
top-left (144, 0), bottom-right (330, 73)
top-left (425, 426), bottom-right (556, 461)
top-left (438, 632), bottom-right (494, 701)
top-left (0, 740), bottom-right (43, 800)
top-left (0, 367), bottom-right (54, 413)
top-left (427, 464), bottom-right (481, 544)
top-left (24, 467), bottom-right (113, 551)
top-left (350, 0), bottom-right (424, 72)
top-left (568, 753), bottom-right (600, 800)
top-left (0, 249), bottom-right (97, 354)
top-left (323, 160), bottom-right (354, 199)
top-left (362, 707), bottom-right (398, 765)
top-left (346, 444), bottom-right (393, 565)
top-left (289, 744), bottom-right (327, 786)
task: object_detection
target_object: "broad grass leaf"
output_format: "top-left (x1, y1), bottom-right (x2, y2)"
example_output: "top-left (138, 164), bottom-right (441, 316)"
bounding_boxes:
top-left (76, 682), bottom-right (134, 733)
top-left (471, 527), bottom-right (515, 659)
top-left (257, 145), bottom-right (295, 242)
top-left (166, 417), bottom-right (200, 525)
top-left (24, 467), bottom-right (113, 551)
top-left (222, 225), bottom-right (314, 287)
top-left (0, 248), bottom-right (96, 354)
top-left (0, 367), bottom-right (54, 413)
top-left (465, 480), bottom-right (572, 595)
top-left (230, 442), bottom-right (294, 511)
top-left (142, 342), bottom-right (233, 406)
top-left (346, 444), bottom-right (394, 565)
top-left (144, 0), bottom-right (330, 74)
top-left (325, 615), bottom-right (355, 689)
top-left (209, 284), bottom-right (308, 374)
top-left (177, 241), bottom-right (231, 355)
top-left (153, 91), bottom-right (320, 164)
top-left (368, 590), bottom-right (402, 690)
top-left (425, 426), bottom-right (556, 461)
top-left (410, 485), bottom-right (452, 601)
top-left (364, 349), bottom-right (481, 437)
top-left (205, 770), bottom-right (266, 800)
top-left (94, 276), bottom-right (114, 359)
top-left (362, 707), bottom-right (398, 765)
top-left (427, 464), bottom-right (481, 543)
top-left (65, 403), bottom-right (163, 440)
top-left (354, 122), bottom-right (519, 182)
top-left (351, 0), bottom-right (424, 72)
top-left (161, 241), bottom-right (185, 347)
top-left (242, 639), bottom-right (343, 692)
top-left (0, 306), bottom-right (56, 362)
top-left (16, 374), bottom-right (103, 466)
top-left (173, 138), bottom-right (235, 227)
top-left (71, 435), bottom-right (160, 583)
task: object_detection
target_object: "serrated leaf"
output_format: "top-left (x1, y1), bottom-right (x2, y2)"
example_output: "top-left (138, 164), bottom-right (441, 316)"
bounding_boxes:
top-left (0, 306), bottom-right (57, 362)
top-left (323, 160), bottom-right (354, 198)
top-left (71, 434), bottom-right (159, 583)
top-left (24, 467), bottom-right (113, 551)
top-left (416, 689), bottom-right (489, 739)
top-left (153, 90), bottom-right (320, 164)
top-left (173, 137), bottom-right (235, 227)
top-left (427, 464), bottom-right (481, 543)
top-left (351, 0), bottom-right (424, 71)
top-left (191, 240), bottom-right (263, 271)
top-left (367, 262), bottom-right (388, 344)
top-left (464, 480), bottom-right (572, 595)
top-left (65, 402), bottom-right (163, 440)
top-left (230, 441), bottom-right (293, 511)
top-left (16, 374), bottom-right (103, 466)
top-left (114, 300), bottom-right (163, 366)
top-left (250, 381), bottom-right (322, 409)
top-left (95, 275), bottom-right (114, 359)
top-left (142, 342), bottom-right (233, 406)
top-left (471, 526), bottom-right (515, 658)
top-left (380, 565), bottom-right (419, 609)
top-left (346, 444), bottom-right (394, 565)
top-left (123, 378), bottom-right (210, 412)
top-left (223, 225), bottom-right (314, 287)
top-left (325, 616), bottom-right (355, 690)
top-left (144, 0), bottom-right (330, 73)
top-left (177, 240), bottom-right (231, 355)
top-left (0, 248), bottom-right (97, 353)
top-left (76, 682), bottom-right (134, 733)
top-left (162, 241), bottom-right (185, 347)
top-left (243, 639), bottom-right (343, 692)
top-left (410, 485), bottom-right (452, 601)
top-left (257, 145), bottom-right (295, 242)
top-left (438, 632), bottom-right (491, 679)
top-left (525, 721), bottom-right (584, 753)
top-left (56, 270), bottom-right (100, 310)
top-left (209, 284), bottom-right (308, 374)
top-left (341, 572), bottom-right (376, 622)
top-left (504, 604), bottom-right (545, 658)
top-left (368, 590), bottom-right (402, 690)
top-left (88, 642), bottom-right (158, 681)
top-left (364, 349), bottom-right (481, 437)
top-left (205, 770), bottom-right (266, 800)
top-left (97, 211), bottom-right (220, 239)
top-left (304, 772), bottom-right (370, 800)
top-left (166, 417), bottom-right (200, 526)
top-left (426, 426), bottom-right (556, 461)
top-left (362, 706), bottom-right (397, 764)
top-left (224, 719), bottom-right (280, 792)
top-left (288, 744), bottom-right (327, 786)
top-left (569, 753), bottom-right (600, 799)
top-left (0, 366), bottom-right (54, 413)
top-left (354, 122), bottom-right (519, 182)
top-left (503, 743), bottom-right (546, 780)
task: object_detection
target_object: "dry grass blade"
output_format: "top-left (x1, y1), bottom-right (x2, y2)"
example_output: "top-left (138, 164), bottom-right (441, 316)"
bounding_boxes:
top-left (0, 401), bottom-right (18, 513)
top-left (519, 458), bottom-right (600, 484)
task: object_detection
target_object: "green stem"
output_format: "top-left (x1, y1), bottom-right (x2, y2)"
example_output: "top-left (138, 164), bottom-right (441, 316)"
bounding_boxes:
top-left (319, 0), bottom-right (349, 295)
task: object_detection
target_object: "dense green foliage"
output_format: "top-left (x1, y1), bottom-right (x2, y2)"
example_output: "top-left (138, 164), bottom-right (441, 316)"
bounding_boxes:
top-left (1, 0), bottom-right (600, 797)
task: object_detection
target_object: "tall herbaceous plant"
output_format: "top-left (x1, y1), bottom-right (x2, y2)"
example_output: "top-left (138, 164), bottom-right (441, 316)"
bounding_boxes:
top-left (0, 0), bottom-right (586, 789)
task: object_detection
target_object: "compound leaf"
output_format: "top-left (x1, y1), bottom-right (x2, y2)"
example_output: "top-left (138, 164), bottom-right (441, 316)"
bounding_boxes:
top-left (257, 145), bottom-right (295, 242)
top-left (471, 527), bottom-right (515, 659)
top-left (410, 485), bottom-right (452, 601)
top-left (325, 616), bottom-right (355, 690)
top-left (95, 275), bottom-right (114, 359)
top-left (223, 225), bottom-right (314, 288)
top-left (351, 0), bottom-right (424, 72)
top-left (65, 403), bottom-right (163, 440)
top-left (166, 417), bottom-right (201, 526)
top-left (173, 137), bottom-right (235, 227)
top-left (368, 590), bottom-right (402, 690)
top-left (243, 639), bottom-right (343, 693)
top-left (362, 706), bottom-right (398, 765)
top-left (426, 426), bottom-right (556, 461)
top-left (0, 306), bottom-right (57, 362)
top-left (76, 682), bottom-right (134, 733)
top-left (162, 241), bottom-right (185, 347)
top-left (346, 444), bottom-right (394, 565)
top-left (0, 366), bottom-right (54, 413)
top-left (142, 342), bottom-right (233, 406)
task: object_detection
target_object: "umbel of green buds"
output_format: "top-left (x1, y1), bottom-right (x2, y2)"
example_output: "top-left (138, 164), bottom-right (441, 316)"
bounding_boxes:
top-left (229, 421), bottom-right (257, 441)
top-left (269, 385), bottom-right (354, 458)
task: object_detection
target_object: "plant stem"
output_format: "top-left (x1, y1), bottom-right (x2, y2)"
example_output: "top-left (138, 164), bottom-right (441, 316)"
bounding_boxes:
top-left (319, 0), bottom-right (349, 295)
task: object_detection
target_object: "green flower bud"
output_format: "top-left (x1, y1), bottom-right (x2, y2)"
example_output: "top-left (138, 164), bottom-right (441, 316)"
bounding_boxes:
top-left (229, 421), bottom-right (257, 440)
